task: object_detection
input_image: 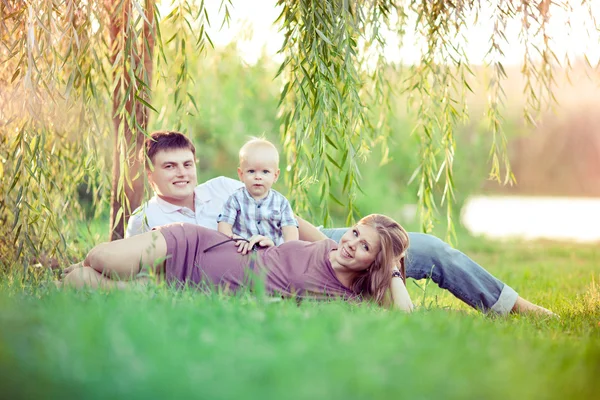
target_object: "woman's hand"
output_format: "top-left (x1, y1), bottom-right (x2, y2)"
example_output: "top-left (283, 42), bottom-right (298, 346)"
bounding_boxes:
top-left (236, 235), bottom-right (275, 254)
top-left (60, 261), bottom-right (84, 278)
top-left (390, 269), bottom-right (413, 312)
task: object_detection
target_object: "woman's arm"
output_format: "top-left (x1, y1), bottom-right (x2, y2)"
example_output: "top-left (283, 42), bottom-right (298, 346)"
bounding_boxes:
top-left (62, 230), bottom-right (168, 284)
top-left (390, 274), bottom-right (414, 312)
top-left (62, 266), bottom-right (152, 290)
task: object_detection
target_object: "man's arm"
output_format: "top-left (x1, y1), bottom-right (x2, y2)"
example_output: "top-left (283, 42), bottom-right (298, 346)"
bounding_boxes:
top-left (297, 216), bottom-right (327, 242)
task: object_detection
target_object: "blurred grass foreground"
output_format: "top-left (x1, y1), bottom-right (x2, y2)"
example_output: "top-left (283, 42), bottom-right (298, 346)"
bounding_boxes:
top-left (1, 234), bottom-right (599, 400)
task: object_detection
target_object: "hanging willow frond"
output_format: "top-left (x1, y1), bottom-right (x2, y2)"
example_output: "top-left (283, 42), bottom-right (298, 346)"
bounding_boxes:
top-left (401, 0), bottom-right (469, 236)
top-left (276, 0), bottom-right (369, 227)
top-left (274, 0), bottom-right (600, 236)
top-left (156, 0), bottom-right (226, 129)
top-left (1, 1), bottom-right (112, 271)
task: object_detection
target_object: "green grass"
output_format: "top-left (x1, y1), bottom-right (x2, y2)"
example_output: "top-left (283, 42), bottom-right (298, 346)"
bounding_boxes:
top-left (1, 236), bottom-right (599, 400)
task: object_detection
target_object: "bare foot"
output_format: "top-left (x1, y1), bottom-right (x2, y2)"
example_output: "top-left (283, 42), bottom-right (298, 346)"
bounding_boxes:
top-left (511, 296), bottom-right (558, 317)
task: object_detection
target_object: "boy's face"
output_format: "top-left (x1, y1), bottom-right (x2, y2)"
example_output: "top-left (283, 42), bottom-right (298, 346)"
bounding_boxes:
top-left (148, 148), bottom-right (197, 207)
top-left (237, 148), bottom-right (280, 200)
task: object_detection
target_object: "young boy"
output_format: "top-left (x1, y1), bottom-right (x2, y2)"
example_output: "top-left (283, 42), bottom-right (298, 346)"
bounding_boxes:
top-left (217, 138), bottom-right (299, 247)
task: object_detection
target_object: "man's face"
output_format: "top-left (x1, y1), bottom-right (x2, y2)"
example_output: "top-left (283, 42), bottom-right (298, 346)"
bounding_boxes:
top-left (148, 149), bottom-right (197, 207)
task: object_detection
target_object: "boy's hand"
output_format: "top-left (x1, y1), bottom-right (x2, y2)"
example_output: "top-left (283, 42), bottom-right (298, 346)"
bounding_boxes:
top-left (249, 235), bottom-right (275, 249)
top-left (236, 235), bottom-right (274, 254)
top-left (231, 234), bottom-right (249, 253)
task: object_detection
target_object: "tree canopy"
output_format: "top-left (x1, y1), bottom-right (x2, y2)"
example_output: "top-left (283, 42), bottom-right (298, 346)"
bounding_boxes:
top-left (1, 0), bottom-right (598, 269)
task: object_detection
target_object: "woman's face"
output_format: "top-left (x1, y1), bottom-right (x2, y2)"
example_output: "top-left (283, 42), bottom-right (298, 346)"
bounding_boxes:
top-left (334, 224), bottom-right (381, 273)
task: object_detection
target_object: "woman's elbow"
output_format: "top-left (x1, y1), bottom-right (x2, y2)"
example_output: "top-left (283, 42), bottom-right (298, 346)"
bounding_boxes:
top-left (84, 242), bottom-right (109, 271)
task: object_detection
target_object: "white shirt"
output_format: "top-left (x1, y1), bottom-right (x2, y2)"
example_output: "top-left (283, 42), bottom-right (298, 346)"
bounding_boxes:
top-left (126, 176), bottom-right (244, 237)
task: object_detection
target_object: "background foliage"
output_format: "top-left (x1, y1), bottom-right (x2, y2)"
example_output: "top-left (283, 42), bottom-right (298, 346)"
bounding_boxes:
top-left (2, 0), bottom-right (600, 272)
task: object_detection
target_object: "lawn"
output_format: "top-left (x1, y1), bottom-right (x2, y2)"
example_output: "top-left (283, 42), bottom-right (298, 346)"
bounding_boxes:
top-left (0, 236), bottom-right (599, 400)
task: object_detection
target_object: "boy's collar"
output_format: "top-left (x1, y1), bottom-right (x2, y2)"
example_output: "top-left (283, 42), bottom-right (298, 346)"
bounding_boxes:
top-left (242, 187), bottom-right (272, 203)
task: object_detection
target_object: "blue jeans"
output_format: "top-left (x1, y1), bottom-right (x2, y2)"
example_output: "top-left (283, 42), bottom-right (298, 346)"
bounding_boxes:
top-left (321, 228), bottom-right (518, 314)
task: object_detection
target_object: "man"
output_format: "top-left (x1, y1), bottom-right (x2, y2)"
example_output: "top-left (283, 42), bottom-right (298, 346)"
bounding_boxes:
top-left (127, 130), bottom-right (553, 315)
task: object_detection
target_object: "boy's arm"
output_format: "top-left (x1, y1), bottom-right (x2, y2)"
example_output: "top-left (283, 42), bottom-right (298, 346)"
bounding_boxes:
top-left (218, 222), bottom-right (234, 237)
top-left (281, 225), bottom-right (299, 242)
top-left (217, 193), bottom-right (240, 237)
top-left (279, 198), bottom-right (300, 242)
top-left (297, 216), bottom-right (327, 242)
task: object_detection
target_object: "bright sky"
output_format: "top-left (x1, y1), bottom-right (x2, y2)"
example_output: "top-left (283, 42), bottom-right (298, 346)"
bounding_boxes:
top-left (191, 0), bottom-right (600, 66)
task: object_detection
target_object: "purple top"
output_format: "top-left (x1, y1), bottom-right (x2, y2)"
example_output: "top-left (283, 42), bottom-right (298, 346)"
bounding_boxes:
top-left (256, 239), bottom-right (359, 300)
top-left (156, 223), bottom-right (359, 301)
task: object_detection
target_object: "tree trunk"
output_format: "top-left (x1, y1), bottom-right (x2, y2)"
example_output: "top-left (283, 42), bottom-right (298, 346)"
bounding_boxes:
top-left (107, 0), bottom-right (155, 240)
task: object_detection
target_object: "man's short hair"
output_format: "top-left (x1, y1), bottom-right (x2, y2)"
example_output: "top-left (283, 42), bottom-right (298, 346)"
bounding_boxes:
top-left (144, 131), bottom-right (196, 168)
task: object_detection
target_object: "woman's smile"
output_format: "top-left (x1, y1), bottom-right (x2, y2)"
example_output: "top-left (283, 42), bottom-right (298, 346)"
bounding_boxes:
top-left (331, 224), bottom-right (381, 273)
top-left (341, 247), bottom-right (352, 258)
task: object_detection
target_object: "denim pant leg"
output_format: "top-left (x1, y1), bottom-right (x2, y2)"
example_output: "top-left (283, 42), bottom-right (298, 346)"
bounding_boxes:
top-left (320, 228), bottom-right (348, 243)
top-left (405, 233), bottom-right (518, 313)
top-left (321, 228), bottom-right (518, 314)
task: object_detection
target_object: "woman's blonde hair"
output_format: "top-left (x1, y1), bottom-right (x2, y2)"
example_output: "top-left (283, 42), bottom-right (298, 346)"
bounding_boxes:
top-left (349, 214), bottom-right (409, 306)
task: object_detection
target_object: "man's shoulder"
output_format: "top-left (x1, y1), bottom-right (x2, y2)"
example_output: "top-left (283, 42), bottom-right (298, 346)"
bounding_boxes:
top-left (126, 196), bottom-right (161, 237)
top-left (198, 176), bottom-right (244, 196)
top-left (200, 176), bottom-right (243, 189)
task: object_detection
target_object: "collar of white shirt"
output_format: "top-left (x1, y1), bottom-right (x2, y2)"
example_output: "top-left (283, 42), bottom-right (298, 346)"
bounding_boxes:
top-left (154, 195), bottom-right (187, 214)
top-left (153, 185), bottom-right (216, 214)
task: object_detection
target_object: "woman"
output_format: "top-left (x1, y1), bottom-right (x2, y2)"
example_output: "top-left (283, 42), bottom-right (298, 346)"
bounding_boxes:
top-left (62, 214), bottom-right (413, 311)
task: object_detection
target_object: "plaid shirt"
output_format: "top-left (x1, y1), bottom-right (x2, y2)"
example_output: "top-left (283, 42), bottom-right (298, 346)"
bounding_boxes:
top-left (217, 188), bottom-right (298, 245)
